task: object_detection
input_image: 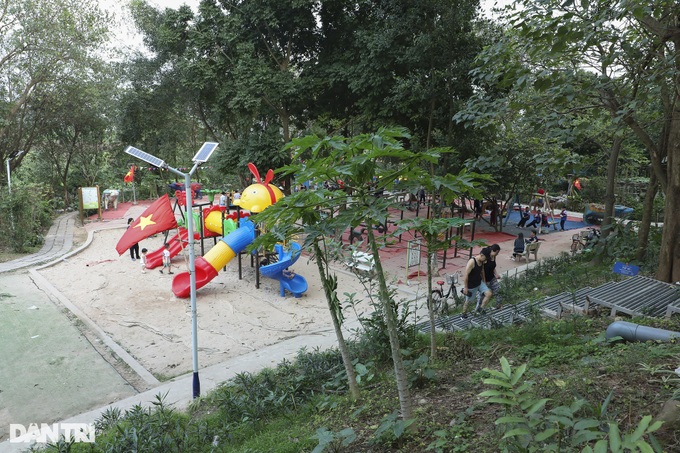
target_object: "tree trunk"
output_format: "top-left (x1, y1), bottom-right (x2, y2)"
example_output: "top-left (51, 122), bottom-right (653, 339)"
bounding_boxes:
top-left (654, 83), bottom-right (680, 282)
top-left (427, 250), bottom-right (436, 359)
top-left (601, 136), bottom-right (623, 240)
top-left (656, 181), bottom-right (680, 282)
top-left (636, 171), bottom-right (657, 262)
top-left (366, 227), bottom-right (414, 423)
top-left (312, 242), bottom-right (360, 400)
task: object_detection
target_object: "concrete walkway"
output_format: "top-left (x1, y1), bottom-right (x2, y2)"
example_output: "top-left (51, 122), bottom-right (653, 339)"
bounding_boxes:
top-left (0, 211), bottom-right (78, 274)
top-left (0, 205), bottom-right (588, 452)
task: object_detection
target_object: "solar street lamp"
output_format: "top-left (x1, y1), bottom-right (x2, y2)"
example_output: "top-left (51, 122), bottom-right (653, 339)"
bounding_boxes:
top-left (6, 150), bottom-right (25, 194)
top-left (124, 142), bottom-right (219, 398)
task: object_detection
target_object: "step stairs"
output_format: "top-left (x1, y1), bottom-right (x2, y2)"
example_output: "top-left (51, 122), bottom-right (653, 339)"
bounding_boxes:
top-left (416, 275), bottom-right (680, 333)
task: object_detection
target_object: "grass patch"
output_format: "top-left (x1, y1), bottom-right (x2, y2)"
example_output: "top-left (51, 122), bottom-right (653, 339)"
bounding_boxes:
top-left (34, 255), bottom-right (680, 452)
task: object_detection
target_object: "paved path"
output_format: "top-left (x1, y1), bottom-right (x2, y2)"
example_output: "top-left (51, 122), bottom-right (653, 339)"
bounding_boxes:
top-left (0, 212), bottom-right (77, 274)
top-left (0, 205), bottom-right (588, 452)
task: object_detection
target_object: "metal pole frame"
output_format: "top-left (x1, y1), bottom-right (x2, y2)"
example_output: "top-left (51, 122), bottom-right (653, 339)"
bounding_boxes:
top-left (167, 163), bottom-right (201, 398)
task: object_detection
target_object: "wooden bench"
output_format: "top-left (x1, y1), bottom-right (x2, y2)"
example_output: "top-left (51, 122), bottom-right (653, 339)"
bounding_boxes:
top-left (518, 241), bottom-right (541, 262)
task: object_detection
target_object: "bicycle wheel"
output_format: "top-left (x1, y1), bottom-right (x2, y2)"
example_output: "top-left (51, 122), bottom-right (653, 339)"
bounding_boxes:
top-left (451, 287), bottom-right (464, 309)
top-left (431, 290), bottom-right (444, 314)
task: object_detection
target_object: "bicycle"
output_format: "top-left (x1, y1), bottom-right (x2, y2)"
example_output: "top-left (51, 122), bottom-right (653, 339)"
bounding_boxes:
top-left (570, 227), bottom-right (601, 255)
top-left (431, 272), bottom-right (465, 315)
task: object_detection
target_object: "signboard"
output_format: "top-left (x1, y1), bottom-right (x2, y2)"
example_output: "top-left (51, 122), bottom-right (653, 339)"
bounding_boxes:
top-left (81, 187), bottom-right (99, 210)
top-left (407, 240), bottom-right (421, 268)
top-left (613, 261), bottom-right (639, 276)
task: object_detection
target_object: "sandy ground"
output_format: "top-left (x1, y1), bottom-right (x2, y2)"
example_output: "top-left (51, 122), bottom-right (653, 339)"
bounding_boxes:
top-left (37, 227), bottom-right (371, 381)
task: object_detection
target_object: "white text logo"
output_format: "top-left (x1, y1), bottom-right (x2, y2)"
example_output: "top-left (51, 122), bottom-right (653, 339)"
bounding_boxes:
top-left (9, 423), bottom-right (95, 443)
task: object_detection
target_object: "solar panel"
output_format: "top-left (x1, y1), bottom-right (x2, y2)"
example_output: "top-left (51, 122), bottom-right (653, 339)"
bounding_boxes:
top-left (192, 142), bottom-right (219, 164)
top-left (124, 146), bottom-right (167, 168)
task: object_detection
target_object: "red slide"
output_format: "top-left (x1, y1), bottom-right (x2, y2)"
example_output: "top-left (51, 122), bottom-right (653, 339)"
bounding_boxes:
top-left (144, 227), bottom-right (199, 269)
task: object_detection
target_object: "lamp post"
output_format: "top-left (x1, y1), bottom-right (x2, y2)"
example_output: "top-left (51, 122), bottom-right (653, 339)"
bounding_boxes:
top-left (124, 143), bottom-right (219, 398)
top-left (5, 158), bottom-right (10, 194)
top-left (6, 150), bottom-right (25, 194)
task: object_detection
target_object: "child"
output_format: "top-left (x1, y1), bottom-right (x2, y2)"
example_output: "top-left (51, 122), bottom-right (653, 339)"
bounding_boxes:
top-left (282, 267), bottom-right (295, 279)
top-left (525, 229), bottom-right (539, 244)
top-left (160, 243), bottom-right (173, 275)
top-left (560, 208), bottom-right (568, 231)
top-left (140, 248), bottom-right (148, 273)
top-left (511, 233), bottom-right (525, 261)
top-left (127, 218), bottom-right (140, 261)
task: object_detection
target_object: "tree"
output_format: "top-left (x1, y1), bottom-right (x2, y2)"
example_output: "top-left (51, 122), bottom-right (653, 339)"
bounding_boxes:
top-left (310, 0), bottom-right (486, 153)
top-left (0, 0), bottom-right (110, 178)
top-left (457, 0), bottom-right (680, 281)
top-left (252, 188), bottom-right (361, 400)
top-left (261, 127), bottom-right (485, 424)
top-left (392, 166), bottom-right (485, 359)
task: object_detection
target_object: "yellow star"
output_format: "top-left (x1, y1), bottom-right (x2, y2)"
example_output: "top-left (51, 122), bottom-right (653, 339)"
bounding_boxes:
top-left (135, 215), bottom-right (156, 231)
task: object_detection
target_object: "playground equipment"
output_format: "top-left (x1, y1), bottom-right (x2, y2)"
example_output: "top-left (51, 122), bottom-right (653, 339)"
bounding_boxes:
top-left (145, 227), bottom-right (200, 269)
top-left (583, 203), bottom-right (634, 224)
top-left (171, 163), bottom-right (307, 298)
top-left (144, 206), bottom-right (250, 269)
top-left (259, 243), bottom-right (308, 297)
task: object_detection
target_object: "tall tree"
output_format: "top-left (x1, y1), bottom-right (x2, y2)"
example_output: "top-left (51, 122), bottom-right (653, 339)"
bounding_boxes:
top-left (458, 0), bottom-right (680, 281)
top-left (310, 0), bottom-right (486, 155)
top-left (264, 127), bottom-right (483, 424)
top-left (0, 0), bottom-right (110, 177)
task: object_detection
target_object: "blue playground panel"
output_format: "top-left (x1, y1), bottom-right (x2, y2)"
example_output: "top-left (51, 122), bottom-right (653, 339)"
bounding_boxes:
top-left (504, 209), bottom-right (588, 231)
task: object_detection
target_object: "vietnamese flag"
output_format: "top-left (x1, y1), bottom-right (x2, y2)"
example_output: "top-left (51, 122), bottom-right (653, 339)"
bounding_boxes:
top-left (115, 194), bottom-right (178, 255)
top-left (124, 165), bottom-right (136, 183)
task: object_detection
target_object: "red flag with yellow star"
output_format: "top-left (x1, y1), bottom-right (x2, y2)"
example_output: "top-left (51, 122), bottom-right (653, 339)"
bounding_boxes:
top-left (124, 165), bottom-right (136, 183)
top-left (115, 194), bottom-right (178, 255)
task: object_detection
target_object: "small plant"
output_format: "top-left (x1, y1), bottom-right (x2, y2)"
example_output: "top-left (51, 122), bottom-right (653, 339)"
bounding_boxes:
top-left (479, 357), bottom-right (664, 452)
top-left (639, 361), bottom-right (680, 400)
top-left (310, 426), bottom-right (357, 453)
top-left (94, 406), bottom-right (123, 434)
top-left (370, 410), bottom-right (416, 447)
top-left (426, 416), bottom-right (475, 452)
top-left (402, 351), bottom-right (436, 388)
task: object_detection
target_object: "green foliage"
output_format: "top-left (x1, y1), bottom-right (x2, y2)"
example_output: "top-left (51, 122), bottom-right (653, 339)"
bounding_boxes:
top-left (207, 348), bottom-right (345, 427)
top-left (638, 361), bottom-right (680, 401)
top-left (426, 420), bottom-right (475, 453)
top-left (480, 357), bottom-right (664, 452)
top-left (0, 184), bottom-right (54, 252)
top-left (349, 293), bottom-right (417, 366)
top-left (311, 427), bottom-right (357, 453)
top-left (402, 351), bottom-right (437, 389)
top-left (370, 411), bottom-right (416, 448)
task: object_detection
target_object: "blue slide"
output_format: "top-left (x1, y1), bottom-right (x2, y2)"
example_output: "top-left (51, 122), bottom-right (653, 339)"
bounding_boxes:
top-left (259, 243), bottom-right (308, 298)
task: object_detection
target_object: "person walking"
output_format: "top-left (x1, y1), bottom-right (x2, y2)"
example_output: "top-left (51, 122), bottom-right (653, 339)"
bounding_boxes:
top-left (219, 191), bottom-right (228, 207)
top-left (127, 218), bottom-right (140, 261)
top-left (418, 186), bottom-right (426, 203)
top-left (480, 244), bottom-right (503, 309)
top-left (159, 243), bottom-right (173, 274)
top-left (140, 248), bottom-right (148, 273)
top-left (474, 199), bottom-right (483, 219)
top-left (461, 249), bottom-right (492, 318)
top-left (560, 208), bottom-right (568, 231)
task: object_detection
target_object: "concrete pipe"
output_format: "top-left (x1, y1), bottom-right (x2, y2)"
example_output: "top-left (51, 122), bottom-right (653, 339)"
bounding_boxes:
top-left (606, 321), bottom-right (680, 343)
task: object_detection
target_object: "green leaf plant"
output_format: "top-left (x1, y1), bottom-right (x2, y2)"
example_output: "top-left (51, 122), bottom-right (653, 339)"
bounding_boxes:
top-left (479, 357), bottom-right (663, 452)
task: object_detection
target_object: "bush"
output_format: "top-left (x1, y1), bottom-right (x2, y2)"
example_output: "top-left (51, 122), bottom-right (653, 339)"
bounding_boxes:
top-left (0, 184), bottom-right (53, 252)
